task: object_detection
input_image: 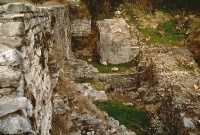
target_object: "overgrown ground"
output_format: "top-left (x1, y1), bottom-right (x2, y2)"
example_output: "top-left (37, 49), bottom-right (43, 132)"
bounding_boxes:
top-left (95, 2), bottom-right (200, 46)
top-left (95, 100), bottom-right (151, 135)
top-left (89, 61), bottom-right (133, 73)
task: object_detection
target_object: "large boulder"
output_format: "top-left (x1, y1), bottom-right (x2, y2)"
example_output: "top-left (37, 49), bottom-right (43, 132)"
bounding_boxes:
top-left (97, 18), bottom-right (140, 64)
top-left (185, 29), bottom-right (200, 65)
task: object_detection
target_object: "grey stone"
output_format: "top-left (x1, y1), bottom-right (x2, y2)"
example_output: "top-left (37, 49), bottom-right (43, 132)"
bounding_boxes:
top-left (0, 49), bottom-right (21, 66)
top-left (111, 67), bottom-right (118, 72)
top-left (0, 22), bottom-right (25, 37)
top-left (0, 88), bottom-right (13, 95)
top-left (183, 117), bottom-right (196, 129)
top-left (26, 99), bottom-right (33, 117)
top-left (0, 44), bottom-right (10, 53)
top-left (2, 13), bottom-right (25, 20)
top-left (0, 37), bottom-right (23, 48)
top-left (0, 115), bottom-right (31, 134)
top-left (53, 98), bottom-right (70, 114)
top-left (87, 119), bottom-right (102, 126)
top-left (0, 66), bottom-right (20, 87)
top-left (97, 18), bottom-right (139, 64)
top-left (2, 3), bottom-right (27, 13)
top-left (94, 91), bottom-right (108, 102)
top-left (0, 97), bottom-right (27, 117)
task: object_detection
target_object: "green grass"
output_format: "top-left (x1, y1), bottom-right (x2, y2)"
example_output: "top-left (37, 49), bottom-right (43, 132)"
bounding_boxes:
top-left (119, 3), bottom-right (184, 46)
top-left (177, 61), bottom-right (194, 72)
top-left (97, 12), bottom-right (115, 20)
top-left (75, 77), bottom-right (107, 91)
top-left (75, 77), bottom-right (93, 83)
top-left (95, 100), bottom-right (151, 135)
top-left (137, 21), bottom-right (184, 45)
top-left (89, 61), bottom-right (133, 73)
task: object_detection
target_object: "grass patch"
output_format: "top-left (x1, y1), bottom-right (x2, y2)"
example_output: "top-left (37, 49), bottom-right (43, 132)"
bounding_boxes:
top-left (95, 100), bottom-right (151, 135)
top-left (118, 3), bottom-right (185, 46)
top-left (137, 21), bottom-right (184, 45)
top-left (177, 61), bottom-right (194, 71)
top-left (75, 77), bottom-right (109, 91)
top-left (97, 12), bottom-right (115, 20)
top-left (75, 77), bottom-right (93, 83)
top-left (89, 61), bottom-right (133, 73)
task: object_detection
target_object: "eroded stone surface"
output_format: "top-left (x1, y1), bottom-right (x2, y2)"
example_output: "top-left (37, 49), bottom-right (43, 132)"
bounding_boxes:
top-left (0, 22), bottom-right (25, 37)
top-left (97, 18), bottom-right (140, 64)
top-left (0, 97), bottom-right (27, 117)
top-left (0, 114), bottom-right (31, 134)
top-left (0, 66), bottom-right (20, 88)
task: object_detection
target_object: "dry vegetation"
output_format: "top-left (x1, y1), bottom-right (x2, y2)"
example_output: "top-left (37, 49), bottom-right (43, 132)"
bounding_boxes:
top-left (185, 29), bottom-right (200, 65)
top-left (52, 75), bottom-right (106, 134)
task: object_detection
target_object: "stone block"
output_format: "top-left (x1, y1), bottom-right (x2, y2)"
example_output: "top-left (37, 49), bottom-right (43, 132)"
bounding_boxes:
top-left (0, 22), bottom-right (25, 37)
top-left (0, 88), bottom-right (13, 95)
top-left (0, 66), bottom-right (20, 87)
top-left (0, 97), bottom-right (27, 117)
top-left (97, 18), bottom-right (139, 64)
top-left (2, 3), bottom-right (27, 13)
top-left (0, 49), bottom-right (21, 66)
top-left (94, 91), bottom-right (108, 102)
top-left (0, 37), bottom-right (23, 48)
top-left (183, 117), bottom-right (196, 129)
top-left (0, 114), bottom-right (31, 134)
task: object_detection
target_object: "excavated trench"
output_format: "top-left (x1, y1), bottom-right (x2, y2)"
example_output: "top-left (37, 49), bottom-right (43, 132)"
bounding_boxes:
top-left (70, 16), bottom-right (200, 134)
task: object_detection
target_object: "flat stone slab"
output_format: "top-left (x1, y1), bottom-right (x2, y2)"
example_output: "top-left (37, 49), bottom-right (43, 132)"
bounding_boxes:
top-left (0, 97), bottom-right (27, 117)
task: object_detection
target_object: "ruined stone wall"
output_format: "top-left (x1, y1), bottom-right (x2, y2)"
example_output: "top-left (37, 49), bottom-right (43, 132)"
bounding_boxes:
top-left (99, 73), bottom-right (140, 92)
top-left (71, 19), bottom-right (91, 37)
top-left (0, 3), bottom-right (70, 134)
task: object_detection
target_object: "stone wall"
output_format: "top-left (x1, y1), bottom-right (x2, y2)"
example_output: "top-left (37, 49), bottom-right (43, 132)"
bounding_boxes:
top-left (99, 73), bottom-right (140, 92)
top-left (0, 3), bottom-right (70, 134)
top-left (71, 19), bottom-right (91, 37)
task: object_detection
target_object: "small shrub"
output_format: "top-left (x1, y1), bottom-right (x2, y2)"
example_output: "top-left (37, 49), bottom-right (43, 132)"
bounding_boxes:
top-left (74, 77), bottom-right (93, 83)
top-left (185, 29), bottom-right (200, 65)
top-left (140, 60), bottom-right (158, 86)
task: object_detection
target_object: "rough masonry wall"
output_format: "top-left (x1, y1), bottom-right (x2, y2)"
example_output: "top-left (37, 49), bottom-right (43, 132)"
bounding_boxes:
top-left (71, 19), bottom-right (91, 37)
top-left (99, 73), bottom-right (140, 92)
top-left (0, 3), bottom-right (70, 134)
